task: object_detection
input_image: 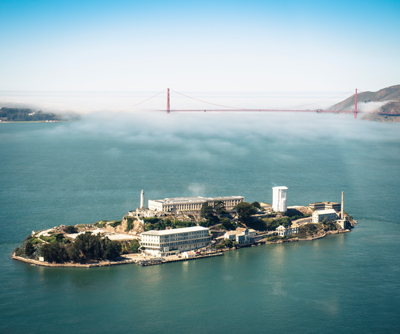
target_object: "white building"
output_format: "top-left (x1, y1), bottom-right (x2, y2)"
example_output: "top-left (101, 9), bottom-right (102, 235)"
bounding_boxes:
top-left (272, 186), bottom-right (288, 212)
top-left (148, 196), bottom-right (244, 212)
top-left (223, 227), bottom-right (256, 245)
top-left (312, 209), bottom-right (337, 223)
top-left (276, 223), bottom-right (299, 237)
top-left (140, 226), bottom-right (210, 256)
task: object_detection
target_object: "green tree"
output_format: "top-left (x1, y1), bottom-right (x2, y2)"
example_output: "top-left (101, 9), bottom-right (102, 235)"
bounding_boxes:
top-left (220, 217), bottom-right (236, 230)
top-left (251, 201), bottom-right (261, 209)
top-left (214, 200), bottom-right (227, 214)
top-left (64, 225), bottom-right (78, 233)
top-left (25, 241), bottom-right (35, 257)
top-left (103, 239), bottom-right (121, 260)
top-left (41, 242), bottom-right (68, 263)
top-left (216, 238), bottom-right (237, 249)
top-left (200, 202), bottom-right (214, 219)
top-left (235, 202), bottom-right (257, 224)
top-left (129, 240), bottom-right (140, 253)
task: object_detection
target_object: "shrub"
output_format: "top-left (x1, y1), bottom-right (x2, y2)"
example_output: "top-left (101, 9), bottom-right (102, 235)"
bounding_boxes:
top-left (64, 225), bottom-right (78, 234)
top-left (109, 221), bottom-right (122, 228)
top-left (25, 241), bottom-right (35, 257)
top-left (125, 217), bottom-right (134, 231)
top-left (95, 221), bottom-right (107, 228)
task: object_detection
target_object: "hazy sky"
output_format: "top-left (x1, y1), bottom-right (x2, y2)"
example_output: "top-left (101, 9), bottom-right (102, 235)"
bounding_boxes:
top-left (0, 0), bottom-right (399, 93)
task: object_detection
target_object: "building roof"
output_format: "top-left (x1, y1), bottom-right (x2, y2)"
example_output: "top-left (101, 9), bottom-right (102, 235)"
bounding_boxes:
top-left (225, 231), bottom-right (240, 236)
top-left (310, 201), bottom-right (339, 205)
top-left (314, 209), bottom-right (337, 215)
top-left (273, 186), bottom-right (288, 190)
top-left (141, 226), bottom-right (209, 236)
top-left (149, 196), bottom-right (244, 204)
top-left (276, 225), bottom-right (286, 230)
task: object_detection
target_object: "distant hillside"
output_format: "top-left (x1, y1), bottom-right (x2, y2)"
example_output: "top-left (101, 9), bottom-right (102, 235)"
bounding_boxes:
top-left (362, 101), bottom-right (400, 122)
top-left (328, 85), bottom-right (400, 122)
top-left (0, 107), bottom-right (62, 122)
top-left (329, 85), bottom-right (400, 111)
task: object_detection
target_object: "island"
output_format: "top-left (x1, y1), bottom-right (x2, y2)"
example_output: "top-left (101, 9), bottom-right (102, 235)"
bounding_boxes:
top-left (12, 189), bottom-right (357, 268)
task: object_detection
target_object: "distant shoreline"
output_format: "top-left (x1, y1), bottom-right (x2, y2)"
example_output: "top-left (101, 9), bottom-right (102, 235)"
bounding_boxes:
top-left (0, 121), bottom-right (62, 123)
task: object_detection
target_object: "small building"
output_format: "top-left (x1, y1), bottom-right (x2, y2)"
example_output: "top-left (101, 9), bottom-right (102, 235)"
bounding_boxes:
top-left (291, 222), bottom-right (299, 234)
top-left (310, 201), bottom-right (341, 212)
top-left (223, 228), bottom-right (253, 244)
top-left (312, 209), bottom-right (337, 223)
top-left (276, 223), bottom-right (299, 237)
top-left (236, 227), bottom-right (256, 238)
top-left (182, 251), bottom-right (197, 258)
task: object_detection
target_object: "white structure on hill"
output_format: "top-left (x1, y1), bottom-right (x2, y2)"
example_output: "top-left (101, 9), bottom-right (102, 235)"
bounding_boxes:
top-left (140, 226), bottom-right (210, 256)
top-left (276, 223), bottom-right (299, 237)
top-left (148, 196), bottom-right (244, 212)
top-left (312, 209), bottom-right (337, 223)
top-left (272, 186), bottom-right (288, 212)
top-left (140, 190), bottom-right (145, 209)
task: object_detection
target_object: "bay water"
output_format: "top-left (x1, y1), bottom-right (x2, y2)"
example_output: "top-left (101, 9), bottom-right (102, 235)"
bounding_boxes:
top-left (1, 112), bottom-right (399, 333)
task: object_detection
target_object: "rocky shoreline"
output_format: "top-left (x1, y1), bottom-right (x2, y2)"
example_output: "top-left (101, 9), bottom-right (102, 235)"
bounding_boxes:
top-left (12, 227), bottom-right (353, 268)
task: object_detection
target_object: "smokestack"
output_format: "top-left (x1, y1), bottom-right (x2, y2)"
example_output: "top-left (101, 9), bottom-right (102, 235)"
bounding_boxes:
top-left (341, 191), bottom-right (344, 219)
top-left (140, 190), bottom-right (145, 209)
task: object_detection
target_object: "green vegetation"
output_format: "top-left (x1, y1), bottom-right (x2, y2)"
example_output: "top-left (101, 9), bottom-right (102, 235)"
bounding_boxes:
top-left (120, 239), bottom-right (140, 254)
top-left (297, 224), bottom-right (323, 238)
top-left (251, 201), bottom-right (261, 209)
top-left (109, 221), bottom-right (122, 228)
top-left (64, 225), bottom-right (78, 234)
top-left (286, 209), bottom-right (311, 221)
top-left (234, 202), bottom-right (257, 224)
top-left (143, 217), bottom-right (195, 231)
top-left (41, 233), bottom-right (66, 243)
top-left (40, 232), bottom-right (122, 263)
top-left (218, 217), bottom-right (236, 230)
top-left (213, 200), bottom-right (228, 214)
top-left (264, 235), bottom-right (282, 242)
top-left (29, 237), bottom-right (43, 245)
top-left (125, 216), bottom-right (134, 232)
top-left (322, 222), bottom-right (338, 231)
top-left (25, 241), bottom-right (35, 257)
top-left (264, 234), bottom-right (296, 241)
top-left (215, 238), bottom-right (237, 249)
top-left (94, 221), bottom-right (107, 228)
top-left (244, 216), bottom-right (291, 232)
top-left (0, 107), bottom-right (60, 122)
top-left (199, 201), bottom-right (231, 228)
top-left (200, 202), bottom-right (214, 220)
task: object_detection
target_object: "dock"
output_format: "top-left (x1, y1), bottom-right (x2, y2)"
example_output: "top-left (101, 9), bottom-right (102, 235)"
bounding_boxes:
top-left (136, 252), bottom-right (224, 266)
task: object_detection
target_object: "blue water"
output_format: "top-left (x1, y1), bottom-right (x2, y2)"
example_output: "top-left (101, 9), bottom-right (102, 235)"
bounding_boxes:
top-left (1, 113), bottom-right (400, 333)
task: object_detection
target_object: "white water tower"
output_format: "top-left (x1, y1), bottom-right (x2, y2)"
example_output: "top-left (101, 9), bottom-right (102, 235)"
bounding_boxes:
top-left (272, 186), bottom-right (288, 212)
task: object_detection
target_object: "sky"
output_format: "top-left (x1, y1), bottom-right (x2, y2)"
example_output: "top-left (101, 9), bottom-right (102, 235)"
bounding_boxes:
top-left (0, 0), bottom-right (399, 110)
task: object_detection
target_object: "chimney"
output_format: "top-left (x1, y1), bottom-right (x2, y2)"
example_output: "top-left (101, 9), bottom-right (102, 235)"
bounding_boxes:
top-left (341, 191), bottom-right (344, 219)
top-left (140, 190), bottom-right (145, 209)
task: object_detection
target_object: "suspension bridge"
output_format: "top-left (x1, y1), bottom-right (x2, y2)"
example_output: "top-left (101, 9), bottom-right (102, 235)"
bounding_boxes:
top-left (133, 88), bottom-right (363, 119)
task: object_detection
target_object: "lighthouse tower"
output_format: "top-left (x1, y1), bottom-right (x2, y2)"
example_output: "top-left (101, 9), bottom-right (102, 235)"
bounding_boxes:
top-left (140, 190), bottom-right (145, 209)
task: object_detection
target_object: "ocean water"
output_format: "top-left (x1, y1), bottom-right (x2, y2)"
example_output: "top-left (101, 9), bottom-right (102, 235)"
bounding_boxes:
top-left (0, 112), bottom-right (400, 333)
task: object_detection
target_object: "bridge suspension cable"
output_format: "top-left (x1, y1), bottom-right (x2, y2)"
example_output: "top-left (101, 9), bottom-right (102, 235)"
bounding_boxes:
top-left (131, 89), bottom-right (167, 108)
top-left (170, 89), bottom-right (245, 110)
top-left (291, 90), bottom-right (355, 109)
